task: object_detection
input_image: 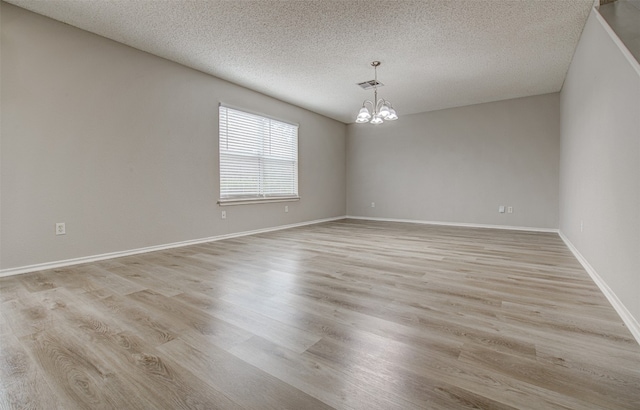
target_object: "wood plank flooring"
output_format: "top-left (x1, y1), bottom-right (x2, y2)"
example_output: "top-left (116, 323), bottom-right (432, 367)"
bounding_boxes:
top-left (1, 219), bottom-right (640, 409)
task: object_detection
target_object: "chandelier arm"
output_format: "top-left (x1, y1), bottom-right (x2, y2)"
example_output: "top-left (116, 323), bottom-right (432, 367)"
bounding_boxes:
top-left (362, 100), bottom-right (374, 109)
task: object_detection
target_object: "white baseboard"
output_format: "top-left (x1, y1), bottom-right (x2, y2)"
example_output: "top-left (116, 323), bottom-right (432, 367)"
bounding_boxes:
top-left (345, 215), bottom-right (559, 233)
top-left (347, 216), bottom-right (640, 345)
top-left (0, 216), bottom-right (346, 278)
top-left (1, 215), bottom-right (550, 277)
top-left (558, 231), bottom-right (640, 346)
top-left (6, 215), bottom-right (636, 345)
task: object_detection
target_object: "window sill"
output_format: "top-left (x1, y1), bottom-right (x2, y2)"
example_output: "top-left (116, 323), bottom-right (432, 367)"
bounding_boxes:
top-left (217, 196), bottom-right (300, 206)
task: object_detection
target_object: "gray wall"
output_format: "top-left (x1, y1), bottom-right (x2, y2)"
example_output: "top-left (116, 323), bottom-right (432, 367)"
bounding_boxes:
top-left (0, 3), bottom-right (346, 270)
top-left (599, 0), bottom-right (640, 64)
top-left (559, 10), bottom-right (640, 327)
top-left (346, 93), bottom-right (560, 229)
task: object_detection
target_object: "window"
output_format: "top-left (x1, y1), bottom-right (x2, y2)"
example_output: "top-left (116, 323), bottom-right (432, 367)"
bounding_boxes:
top-left (219, 105), bottom-right (299, 203)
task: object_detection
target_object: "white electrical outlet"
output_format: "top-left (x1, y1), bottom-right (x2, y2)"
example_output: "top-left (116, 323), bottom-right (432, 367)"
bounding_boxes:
top-left (371, 202), bottom-right (375, 208)
top-left (507, 206), bottom-right (513, 214)
top-left (221, 210), bottom-right (226, 219)
top-left (56, 222), bottom-right (66, 235)
top-left (498, 205), bottom-right (505, 213)
top-left (285, 205), bottom-right (289, 213)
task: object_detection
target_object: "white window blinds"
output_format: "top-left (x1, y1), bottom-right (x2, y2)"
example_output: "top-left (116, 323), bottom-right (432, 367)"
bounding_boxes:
top-left (219, 105), bottom-right (299, 201)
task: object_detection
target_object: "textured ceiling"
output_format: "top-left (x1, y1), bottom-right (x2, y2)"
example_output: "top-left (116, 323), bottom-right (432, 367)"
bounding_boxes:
top-left (6, 0), bottom-right (594, 123)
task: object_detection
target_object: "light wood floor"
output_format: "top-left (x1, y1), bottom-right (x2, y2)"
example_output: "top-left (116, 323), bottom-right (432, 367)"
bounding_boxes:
top-left (1, 219), bottom-right (639, 409)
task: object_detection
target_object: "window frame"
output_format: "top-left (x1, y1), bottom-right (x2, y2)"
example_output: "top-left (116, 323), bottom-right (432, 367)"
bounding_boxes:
top-left (217, 104), bottom-right (300, 206)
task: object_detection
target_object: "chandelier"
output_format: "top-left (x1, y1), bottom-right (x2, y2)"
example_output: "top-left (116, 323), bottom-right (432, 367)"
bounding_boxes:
top-left (355, 61), bottom-right (398, 124)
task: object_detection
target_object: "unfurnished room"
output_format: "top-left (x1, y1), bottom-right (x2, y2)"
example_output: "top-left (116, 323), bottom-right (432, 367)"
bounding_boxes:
top-left (1, 0), bottom-right (640, 409)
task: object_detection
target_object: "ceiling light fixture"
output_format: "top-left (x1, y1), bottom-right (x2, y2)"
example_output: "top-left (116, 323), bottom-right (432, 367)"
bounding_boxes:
top-left (355, 61), bottom-right (398, 125)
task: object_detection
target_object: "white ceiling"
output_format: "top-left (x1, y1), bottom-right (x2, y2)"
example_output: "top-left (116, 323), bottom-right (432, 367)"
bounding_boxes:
top-left (6, 0), bottom-right (594, 123)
